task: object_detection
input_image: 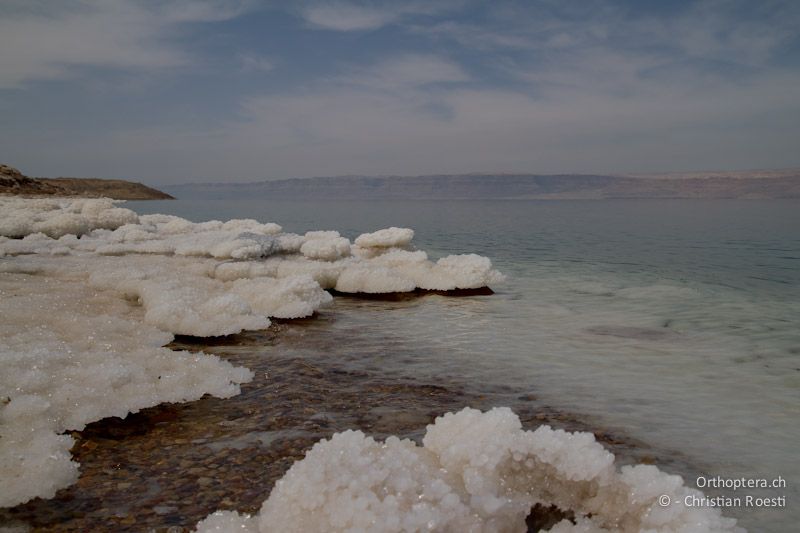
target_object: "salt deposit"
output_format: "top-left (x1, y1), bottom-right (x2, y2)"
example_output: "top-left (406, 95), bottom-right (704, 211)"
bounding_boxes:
top-left (0, 198), bottom-right (744, 531)
top-left (0, 197), bottom-right (138, 238)
top-left (196, 407), bottom-right (742, 533)
top-left (300, 231), bottom-right (352, 261)
top-left (0, 197), bottom-right (505, 509)
top-left (354, 227), bottom-right (415, 248)
top-left (0, 266), bottom-right (253, 507)
top-left (0, 198), bottom-right (504, 292)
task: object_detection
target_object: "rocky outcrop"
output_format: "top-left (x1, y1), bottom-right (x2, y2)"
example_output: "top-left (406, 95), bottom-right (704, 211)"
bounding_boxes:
top-left (0, 164), bottom-right (66, 195)
top-left (0, 164), bottom-right (173, 200)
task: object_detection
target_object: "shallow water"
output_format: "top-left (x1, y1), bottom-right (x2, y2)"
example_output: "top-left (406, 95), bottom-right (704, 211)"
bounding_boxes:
top-left (2, 309), bottom-right (655, 531)
top-left (132, 197), bottom-right (800, 531)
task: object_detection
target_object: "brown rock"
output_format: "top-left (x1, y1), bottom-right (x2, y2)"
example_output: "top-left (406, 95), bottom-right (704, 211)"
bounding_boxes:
top-left (0, 163), bottom-right (173, 200)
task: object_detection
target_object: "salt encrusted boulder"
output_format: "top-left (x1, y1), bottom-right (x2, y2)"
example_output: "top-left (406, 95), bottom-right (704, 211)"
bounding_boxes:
top-left (355, 227), bottom-right (414, 248)
top-left (196, 407), bottom-right (743, 533)
top-left (0, 197), bottom-right (138, 238)
top-left (236, 232), bottom-right (281, 256)
top-left (300, 231), bottom-right (352, 261)
top-left (231, 275), bottom-right (333, 319)
top-left (335, 264), bottom-right (417, 293)
top-left (276, 233), bottom-right (305, 253)
top-left (222, 219), bottom-right (282, 235)
top-left (300, 237), bottom-right (352, 261)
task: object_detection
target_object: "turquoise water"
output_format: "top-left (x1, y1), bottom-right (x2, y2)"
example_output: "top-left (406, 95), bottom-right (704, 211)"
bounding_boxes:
top-left (133, 197), bottom-right (800, 531)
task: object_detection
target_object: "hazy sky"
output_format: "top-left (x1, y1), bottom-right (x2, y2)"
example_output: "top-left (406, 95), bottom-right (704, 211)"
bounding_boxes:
top-left (2, 0), bottom-right (799, 185)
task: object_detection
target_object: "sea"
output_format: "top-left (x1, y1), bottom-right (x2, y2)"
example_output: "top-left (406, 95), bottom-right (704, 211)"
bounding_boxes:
top-left (133, 196), bottom-right (800, 532)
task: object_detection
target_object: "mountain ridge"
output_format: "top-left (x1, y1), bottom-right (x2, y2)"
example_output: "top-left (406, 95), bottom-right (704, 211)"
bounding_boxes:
top-left (165, 170), bottom-right (800, 200)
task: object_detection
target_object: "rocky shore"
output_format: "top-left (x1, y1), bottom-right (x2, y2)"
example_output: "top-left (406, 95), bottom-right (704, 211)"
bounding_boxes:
top-left (0, 164), bottom-right (173, 200)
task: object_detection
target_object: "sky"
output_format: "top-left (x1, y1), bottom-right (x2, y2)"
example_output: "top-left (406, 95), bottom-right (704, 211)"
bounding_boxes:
top-left (1, 0), bottom-right (799, 185)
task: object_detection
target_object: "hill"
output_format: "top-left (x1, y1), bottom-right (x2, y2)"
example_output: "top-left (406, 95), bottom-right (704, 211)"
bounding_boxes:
top-left (0, 164), bottom-right (173, 200)
top-left (166, 170), bottom-right (800, 200)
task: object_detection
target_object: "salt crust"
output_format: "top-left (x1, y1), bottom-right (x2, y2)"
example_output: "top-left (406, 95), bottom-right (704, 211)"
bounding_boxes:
top-left (196, 408), bottom-right (743, 533)
top-left (1, 199), bottom-right (741, 532)
top-left (0, 269), bottom-right (253, 508)
top-left (354, 227), bottom-right (415, 248)
top-left (0, 198), bottom-right (505, 294)
top-left (0, 197), bottom-right (138, 238)
top-left (0, 198), bottom-right (505, 509)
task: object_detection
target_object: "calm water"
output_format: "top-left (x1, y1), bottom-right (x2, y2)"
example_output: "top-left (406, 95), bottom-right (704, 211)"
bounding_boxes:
top-left (134, 197), bottom-right (800, 531)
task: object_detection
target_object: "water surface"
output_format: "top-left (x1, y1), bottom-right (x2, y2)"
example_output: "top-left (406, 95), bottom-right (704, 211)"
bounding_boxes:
top-left (134, 197), bottom-right (800, 531)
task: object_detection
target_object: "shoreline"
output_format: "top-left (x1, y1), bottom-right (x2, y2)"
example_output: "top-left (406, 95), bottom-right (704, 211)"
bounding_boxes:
top-left (1, 197), bottom-right (750, 531)
top-left (1, 301), bottom-right (686, 532)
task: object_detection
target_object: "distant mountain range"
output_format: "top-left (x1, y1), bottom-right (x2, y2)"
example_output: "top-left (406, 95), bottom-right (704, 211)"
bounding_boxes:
top-left (4, 163), bottom-right (798, 200)
top-left (166, 169), bottom-right (800, 200)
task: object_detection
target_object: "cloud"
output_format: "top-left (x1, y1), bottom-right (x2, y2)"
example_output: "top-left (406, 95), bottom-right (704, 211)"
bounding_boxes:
top-left (299, 1), bottom-right (461, 32)
top-left (154, 0), bottom-right (252, 23)
top-left (0, 0), bottom-right (249, 88)
top-left (301, 3), bottom-right (399, 31)
top-left (242, 71), bottom-right (798, 177)
top-left (2, 0), bottom-right (799, 181)
top-left (337, 54), bottom-right (469, 90)
top-left (238, 53), bottom-right (275, 73)
top-left (408, 2), bottom-right (614, 52)
top-left (414, 0), bottom-right (800, 74)
top-left (46, 61), bottom-right (796, 183)
top-left (410, 21), bottom-right (538, 50)
top-left (642, 0), bottom-right (800, 67)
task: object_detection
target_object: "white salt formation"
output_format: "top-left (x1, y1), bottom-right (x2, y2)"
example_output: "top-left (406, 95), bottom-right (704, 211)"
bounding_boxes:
top-left (0, 197), bottom-right (504, 509)
top-left (0, 197), bottom-right (504, 294)
top-left (0, 197), bottom-right (138, 238)
top-left (300, 231), bottom-right (352, 261)
top-left (196, 407), bottom-right (742, 533)
top-left (0, 265), bottom-right (253, 507)
top-left (354, 227), bottom-right (415, 248)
